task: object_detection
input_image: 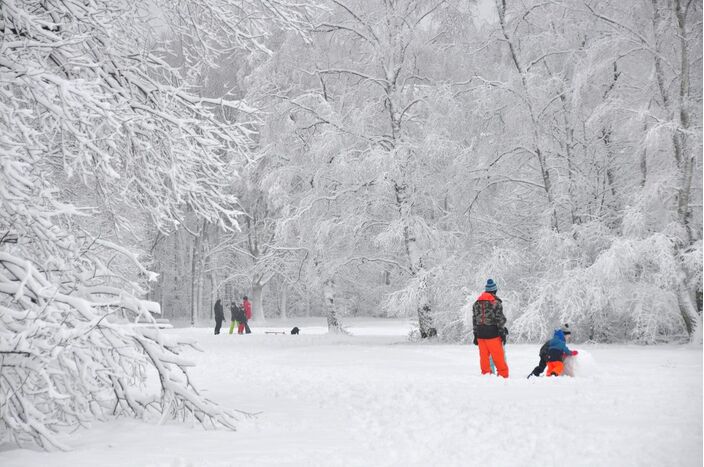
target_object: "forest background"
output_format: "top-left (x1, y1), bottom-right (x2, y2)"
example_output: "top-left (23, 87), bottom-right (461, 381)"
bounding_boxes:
top-left (2, 0), bottom-right (702, 344)
top-left (149, 0), bottom-right (702, 345)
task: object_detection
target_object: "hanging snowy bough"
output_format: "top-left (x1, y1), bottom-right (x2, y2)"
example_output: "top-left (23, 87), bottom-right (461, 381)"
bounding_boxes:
top-left (0, 252), bottom-right (250, 451)
top-left (0, 0), bottom-right (318, 452)
top-left (510, 229), bottom-right (692, 344)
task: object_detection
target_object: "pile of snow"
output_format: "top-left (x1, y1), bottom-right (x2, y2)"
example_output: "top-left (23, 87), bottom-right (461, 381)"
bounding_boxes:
top-left (564, 349), bottom-right (600, 377)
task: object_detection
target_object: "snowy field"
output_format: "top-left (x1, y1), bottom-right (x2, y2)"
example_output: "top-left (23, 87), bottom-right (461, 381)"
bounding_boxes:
top-left (2, 318), bottom-right (702, 467)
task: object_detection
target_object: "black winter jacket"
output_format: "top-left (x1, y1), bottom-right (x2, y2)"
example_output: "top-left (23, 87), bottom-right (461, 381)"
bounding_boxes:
top-left (231, 305), bottom-right (246, 322)
top-left (214, 301), bottom-right (224, 322)
top-left (472, 292), bottom-right (507, 339)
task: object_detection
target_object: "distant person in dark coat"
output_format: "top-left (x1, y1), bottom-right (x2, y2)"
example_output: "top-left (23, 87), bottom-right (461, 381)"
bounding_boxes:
top-left (214, 298), bottom-right (224, 335)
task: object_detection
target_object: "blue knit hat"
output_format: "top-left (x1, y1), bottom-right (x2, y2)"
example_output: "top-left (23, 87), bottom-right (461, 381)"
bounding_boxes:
top-left (485, 278), bottom-right (497, 292)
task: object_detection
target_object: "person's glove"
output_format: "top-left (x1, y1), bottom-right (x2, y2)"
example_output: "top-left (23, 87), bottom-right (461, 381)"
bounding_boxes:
top-left (499, 327), bottom-right (508, 345)
top-left (571, 350), bottom-right (579, 356)
top-left (473, 334), bottom-right (478, 346)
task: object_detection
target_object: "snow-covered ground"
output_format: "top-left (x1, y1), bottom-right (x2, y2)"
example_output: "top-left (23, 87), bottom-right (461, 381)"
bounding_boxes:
top-left (2, 318), bottom-right (702, 467)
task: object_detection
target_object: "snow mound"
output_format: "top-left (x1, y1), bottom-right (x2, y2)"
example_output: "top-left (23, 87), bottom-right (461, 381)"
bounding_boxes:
top-left (564, 349), bottom-right (599, 377)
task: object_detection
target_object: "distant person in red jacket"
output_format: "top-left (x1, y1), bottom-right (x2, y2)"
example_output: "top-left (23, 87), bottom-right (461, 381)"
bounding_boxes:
top-left (238, 295), bottom-right (252, 334)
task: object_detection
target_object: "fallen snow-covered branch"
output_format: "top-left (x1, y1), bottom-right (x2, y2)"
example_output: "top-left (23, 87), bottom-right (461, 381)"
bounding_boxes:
top-left (0, 252), bottom-right (247, 450)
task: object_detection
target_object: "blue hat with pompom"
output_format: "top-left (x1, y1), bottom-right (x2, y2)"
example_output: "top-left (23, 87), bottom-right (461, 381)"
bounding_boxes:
top-left (485, 278), bottom-right (497, 292)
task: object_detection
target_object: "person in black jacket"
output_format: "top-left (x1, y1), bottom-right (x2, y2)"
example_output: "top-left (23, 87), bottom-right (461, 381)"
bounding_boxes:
top-left (213, 298), bottom-right (224, 335)
top-left (233, 302), bottom-right (247, 334)
top-left (528, 340), bottom-right (550, 379)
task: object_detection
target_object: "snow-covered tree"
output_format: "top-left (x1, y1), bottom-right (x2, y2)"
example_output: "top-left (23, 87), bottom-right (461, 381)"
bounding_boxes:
top-left (248, 0), bottom-right (701, 342)
top-left (0, 0), bottom-right (317, 450)
top-left (464, 0), bottom-right (702, 343)
top-left (253, 0), bottom-right (476, 335)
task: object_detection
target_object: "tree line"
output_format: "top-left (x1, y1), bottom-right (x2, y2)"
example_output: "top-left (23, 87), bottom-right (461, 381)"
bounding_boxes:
top-left (152, 0), bottom-right (702, 344)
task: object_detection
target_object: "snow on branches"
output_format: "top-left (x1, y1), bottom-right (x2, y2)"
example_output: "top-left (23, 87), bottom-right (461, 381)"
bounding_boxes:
top-left (0, 251), bottom-right (242, 450)
top-left (1, 0), bottom-right (248, 231)
top-left (0, 0), bottom-right (316, 451)
top-left (510, 226), bottom-right (695, 344)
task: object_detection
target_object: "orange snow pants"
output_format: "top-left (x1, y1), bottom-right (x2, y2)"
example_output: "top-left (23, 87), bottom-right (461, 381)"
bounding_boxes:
top-left (478, 337), bottom-right (509, 378)
top-left (546, 361), bottom-right (564, 376)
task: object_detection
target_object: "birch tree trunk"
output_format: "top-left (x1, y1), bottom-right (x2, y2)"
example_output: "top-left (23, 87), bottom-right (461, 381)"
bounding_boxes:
top-left (395, 180), bottom-right (433, 337)
top-left (323, 278), bottom-right (341, 332)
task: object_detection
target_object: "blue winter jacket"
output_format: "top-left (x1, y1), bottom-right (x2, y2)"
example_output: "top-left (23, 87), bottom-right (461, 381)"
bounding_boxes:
top-left (547, 329), bottom-right (572, 355)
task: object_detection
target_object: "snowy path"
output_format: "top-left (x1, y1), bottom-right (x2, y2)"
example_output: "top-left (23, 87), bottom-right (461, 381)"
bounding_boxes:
top-left (2, 318), bottom-right (701, 467)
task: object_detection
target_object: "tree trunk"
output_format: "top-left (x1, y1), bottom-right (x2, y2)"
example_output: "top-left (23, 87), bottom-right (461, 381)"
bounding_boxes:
top-left (690, 305), bottom-right (703, 345)
top-left (497, 1), bottom-right (559, 231)
top-left (677, 285), bottom-right (698, 338)
top-left (395, 181), bottom-right (434, 337)
top-left (407, 236), bottom-right (433, 337)
top-left (173, 231), bottom-right (183, 320)
top-left (200, 221), bottom-right (212, 320)
top-left (639, 121), bottom-right (648, 188)
top-left (673, 134), bottom-right (694, 241)
top-left (417, 279), bottom-right (433, 338)
top-left (653, 0), bottom-right (694, 242)
top-left (206, 260), bottom-right (214, 321)
top-left (601, 127), bottom-right (622, 230)
top-left (252, 282), bottom-right (265, 322)
top-left (195, 227), bottom-right (205, 324)
top-left (190, 236), bottom-right (199, 327)
top-left (323, 278), bottom-right (341, 332)
top-left (280, 284), bottom-right (288, 320)
top-left (673, 0), bottom-right (694, 239)
top-left (196, 273), bottom-right (202, 323)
